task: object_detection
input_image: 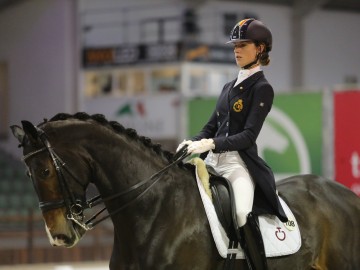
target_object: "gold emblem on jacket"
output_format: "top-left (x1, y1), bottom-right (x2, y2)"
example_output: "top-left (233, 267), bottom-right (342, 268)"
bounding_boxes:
top-left (233, 99), bottom-right (243, 112)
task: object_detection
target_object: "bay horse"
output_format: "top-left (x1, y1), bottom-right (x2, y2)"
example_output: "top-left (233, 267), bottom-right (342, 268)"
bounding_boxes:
top-left (11, 113), bottom-right (360, 270)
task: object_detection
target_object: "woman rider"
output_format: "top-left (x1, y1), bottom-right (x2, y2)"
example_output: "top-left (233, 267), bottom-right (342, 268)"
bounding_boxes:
top-left (178, 18), bottom-right (288, 270)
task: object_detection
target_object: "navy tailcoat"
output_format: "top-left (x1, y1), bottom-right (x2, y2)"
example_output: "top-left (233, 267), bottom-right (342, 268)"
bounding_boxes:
top-left (193, 71), bottom-right (287, 222)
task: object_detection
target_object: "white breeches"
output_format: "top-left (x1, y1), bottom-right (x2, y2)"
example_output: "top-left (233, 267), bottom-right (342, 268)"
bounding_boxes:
top-left (204, 151), bottom-right (255, 227)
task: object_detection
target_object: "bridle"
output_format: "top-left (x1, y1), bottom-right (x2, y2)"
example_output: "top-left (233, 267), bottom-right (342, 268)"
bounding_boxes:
top-left (23, 128), bottom-right (190, 231)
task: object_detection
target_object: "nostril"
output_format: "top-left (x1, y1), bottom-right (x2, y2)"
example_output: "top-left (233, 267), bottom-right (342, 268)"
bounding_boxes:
top-left (55, 234), bottom-right (68, 241)
top-left (53, 234), bottom-right (70, 245)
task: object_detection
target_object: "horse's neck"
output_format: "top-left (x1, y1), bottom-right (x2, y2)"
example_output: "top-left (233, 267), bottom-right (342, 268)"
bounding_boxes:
top-left (109, 163), bottom-right (202, 249)
top-left (86, 134), bottom-right (164, 192)
top-left (84, 135), bottom-right (213, 266)
top-left (84, 132), bottom-right (204, 243)
top-left (88, 135), bottom-right (184, 217)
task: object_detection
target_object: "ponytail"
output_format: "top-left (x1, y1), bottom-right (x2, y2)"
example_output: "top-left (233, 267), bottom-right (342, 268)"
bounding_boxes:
top-left (259, 52), bottom-right (270, 66)
top-left (255, 41), bottom-right (271, 66)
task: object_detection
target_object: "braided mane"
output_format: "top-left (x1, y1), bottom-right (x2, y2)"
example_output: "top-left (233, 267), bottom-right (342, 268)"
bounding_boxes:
top-left (42, 112), bottom-right (175, 163)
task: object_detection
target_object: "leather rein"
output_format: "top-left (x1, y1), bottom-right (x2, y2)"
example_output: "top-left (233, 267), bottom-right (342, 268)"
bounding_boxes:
top-left (22, 128), bottom-right (190, 231)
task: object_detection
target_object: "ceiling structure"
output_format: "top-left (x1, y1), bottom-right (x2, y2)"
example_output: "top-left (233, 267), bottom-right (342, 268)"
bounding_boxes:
top-left (1, 0), bottom-right (358, 87)
top-left (183, 0), bottom-right (360, 15)
top-left (231, 0), bottom-right (360, 14)
top-left (1, 0), bottom-right (360, 14)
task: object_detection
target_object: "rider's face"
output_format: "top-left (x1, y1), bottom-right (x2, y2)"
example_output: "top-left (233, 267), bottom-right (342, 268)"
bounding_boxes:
top-left (233, 41), bottom-right (259, 68)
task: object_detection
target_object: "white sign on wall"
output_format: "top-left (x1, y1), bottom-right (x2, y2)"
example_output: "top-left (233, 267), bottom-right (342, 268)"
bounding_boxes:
top-left (84, 93), bottom-right (180, 139)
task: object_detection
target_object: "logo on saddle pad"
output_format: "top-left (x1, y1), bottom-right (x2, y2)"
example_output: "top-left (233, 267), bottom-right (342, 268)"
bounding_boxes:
top-left (275, 227), bottom-right (286, 241)
top-left (275, 217), bottom-right (297, 241)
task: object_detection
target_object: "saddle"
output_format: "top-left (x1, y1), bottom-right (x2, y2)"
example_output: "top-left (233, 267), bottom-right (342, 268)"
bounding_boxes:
top-left (206, 165), bottom-right (239, 242)
top-left (186, 157), bottom-right (301, 262)
top-left (186, 157), bottom-right (239, 242)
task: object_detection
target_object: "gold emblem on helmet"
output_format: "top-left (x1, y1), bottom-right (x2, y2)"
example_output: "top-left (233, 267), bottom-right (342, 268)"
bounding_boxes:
top-left (233, 99), bottom-right (243, 112)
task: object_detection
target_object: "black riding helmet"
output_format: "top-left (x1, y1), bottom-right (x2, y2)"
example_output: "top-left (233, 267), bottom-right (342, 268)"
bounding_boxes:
top-left (227, 18), bottom-right (272, 52)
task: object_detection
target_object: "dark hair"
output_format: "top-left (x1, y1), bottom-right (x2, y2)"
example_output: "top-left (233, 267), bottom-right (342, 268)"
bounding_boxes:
top-left (255, 41), bottom-right (270, 66)
top-left (259, 51), bottom-right (270, 66)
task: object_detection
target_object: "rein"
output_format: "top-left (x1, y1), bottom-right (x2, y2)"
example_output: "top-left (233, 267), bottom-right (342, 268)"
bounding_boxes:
top-left (23, 130), bottom-right (190, 231)
top-left (85, 145), bottom-right (189, 228)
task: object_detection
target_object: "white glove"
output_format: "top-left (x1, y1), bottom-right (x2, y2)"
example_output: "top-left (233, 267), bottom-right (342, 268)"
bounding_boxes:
top-left (187, 139), bottom-right (215, 154)
top-left (176, 140), bottom-right (192, 152)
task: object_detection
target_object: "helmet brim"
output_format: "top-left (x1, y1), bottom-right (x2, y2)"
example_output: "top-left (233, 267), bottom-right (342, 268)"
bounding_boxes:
top-left (225, 39), bottom-right (252, 45)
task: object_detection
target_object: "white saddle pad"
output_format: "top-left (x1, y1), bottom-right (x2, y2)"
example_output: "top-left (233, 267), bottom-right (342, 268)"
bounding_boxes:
top-left (194, 166), bottom-right (302, 259)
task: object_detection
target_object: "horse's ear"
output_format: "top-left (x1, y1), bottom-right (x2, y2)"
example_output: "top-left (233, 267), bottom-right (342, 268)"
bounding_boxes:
top-left (10, 121), bottom-right (39, 146)
top-left (21, 120), bottom-right (39, 144)
top-left (10, 125), bottom-right (26, 145)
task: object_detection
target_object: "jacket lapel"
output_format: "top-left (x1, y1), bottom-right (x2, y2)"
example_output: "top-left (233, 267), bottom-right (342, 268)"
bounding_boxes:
top-left (228, 71), bottom-right (264, 102)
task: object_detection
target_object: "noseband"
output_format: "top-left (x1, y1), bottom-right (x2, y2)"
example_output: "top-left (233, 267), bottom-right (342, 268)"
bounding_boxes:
top-left (23, 128), bottom-right (189, 231)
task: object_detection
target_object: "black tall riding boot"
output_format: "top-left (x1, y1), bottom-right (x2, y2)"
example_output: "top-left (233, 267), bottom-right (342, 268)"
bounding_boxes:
top-left (238, 212), bottom-right (268, 270)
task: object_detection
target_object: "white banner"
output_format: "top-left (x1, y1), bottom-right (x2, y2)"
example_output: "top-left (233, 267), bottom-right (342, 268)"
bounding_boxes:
top-left (84, 93), bottom-right (180, 139)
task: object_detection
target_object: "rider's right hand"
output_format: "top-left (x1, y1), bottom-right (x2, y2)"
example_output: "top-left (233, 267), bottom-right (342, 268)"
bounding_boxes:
top-left (176, 140), bottom-right (192, 152)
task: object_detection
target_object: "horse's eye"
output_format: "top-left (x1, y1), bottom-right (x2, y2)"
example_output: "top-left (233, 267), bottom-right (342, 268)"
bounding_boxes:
top-left (42, 168), bottom-right (50, 178)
